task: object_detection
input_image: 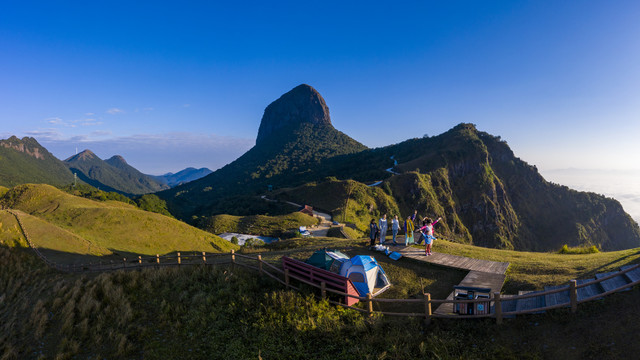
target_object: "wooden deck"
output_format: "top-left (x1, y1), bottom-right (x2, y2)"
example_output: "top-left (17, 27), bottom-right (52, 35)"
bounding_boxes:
top-left (386, 244), bottom-right (510, 315)
top-left (387, 245), bottom-right (509, 274)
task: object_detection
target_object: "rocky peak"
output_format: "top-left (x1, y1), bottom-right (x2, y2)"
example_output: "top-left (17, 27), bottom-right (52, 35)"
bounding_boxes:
top-left (0, 136), bottom-right (46, 160)
top-left (256, 84), bottom-right (332, 145)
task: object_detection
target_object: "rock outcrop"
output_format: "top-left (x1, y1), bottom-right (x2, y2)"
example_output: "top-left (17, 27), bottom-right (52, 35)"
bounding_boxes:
top-left (256, 84), bottom-right (332, 144)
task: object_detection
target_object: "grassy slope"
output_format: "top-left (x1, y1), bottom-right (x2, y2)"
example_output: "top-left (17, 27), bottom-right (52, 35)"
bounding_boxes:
top-left (197, 212), bottom-right (319, 237)
top-left (429, 238), bottom-right (640, 292)
top-left (0, 184), bottom-right (237, 258)
top-left (2, 245), bottom-right (640, 359)
top-left (0, 211), bottom-right (27, 248)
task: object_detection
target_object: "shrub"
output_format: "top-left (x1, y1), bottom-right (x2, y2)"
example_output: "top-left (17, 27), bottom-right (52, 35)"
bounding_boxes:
top-left (558, 244), bottom-right (600, 254)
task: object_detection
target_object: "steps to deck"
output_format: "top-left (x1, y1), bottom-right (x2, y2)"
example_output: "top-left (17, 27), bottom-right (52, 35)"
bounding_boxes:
top-left (596, 272), bottom-right (631, 293)
top-left (621, 265), bottom-right (640, 283)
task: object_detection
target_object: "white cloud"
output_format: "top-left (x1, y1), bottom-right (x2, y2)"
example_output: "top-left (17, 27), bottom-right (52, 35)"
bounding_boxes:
top-left (106, 108), bottom-right (124, 115)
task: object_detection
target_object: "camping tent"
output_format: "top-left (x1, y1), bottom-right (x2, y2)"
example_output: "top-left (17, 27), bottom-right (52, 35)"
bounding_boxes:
top-left (339, 255), bottom-right (391, 297)
top-left (305, 249), bottom-right (349, 272)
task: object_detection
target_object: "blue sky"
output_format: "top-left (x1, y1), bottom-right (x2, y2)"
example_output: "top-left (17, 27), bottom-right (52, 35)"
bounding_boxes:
top-left (1, 1), bottom-right (639, 175)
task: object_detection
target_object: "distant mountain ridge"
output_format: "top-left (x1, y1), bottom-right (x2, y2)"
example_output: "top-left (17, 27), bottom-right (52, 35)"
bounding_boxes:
top-left (157, 84), bottom-right (640, 252)
top-left (65, 150), bottom-right (168, 195)
top-left (152, 167), bottom-right (213, 187)
top-left (0, 136), bottom-right (74, 187)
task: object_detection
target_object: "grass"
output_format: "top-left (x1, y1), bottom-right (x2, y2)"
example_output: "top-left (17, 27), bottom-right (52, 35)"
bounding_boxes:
top-left (426, 238), bottom-right (640, 293)
top-left (197, 212), bottom-right (320, 238)
top-left (3, 244), bottom-right (640, 359)
top-left (0, 184), bottom-right (238, 261)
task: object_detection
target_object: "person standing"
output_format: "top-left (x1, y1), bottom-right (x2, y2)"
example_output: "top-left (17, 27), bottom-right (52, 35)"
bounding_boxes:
top-left (369, 219), bottom-right (379, 247)
top-left (418, 217), bottom-right (441, 255)
top-left (378, 214), bottom-right (388, 245)
top-left (391, 215), bottom-right (400, 244)
top-left (404, 215), bottom-right (415, 245)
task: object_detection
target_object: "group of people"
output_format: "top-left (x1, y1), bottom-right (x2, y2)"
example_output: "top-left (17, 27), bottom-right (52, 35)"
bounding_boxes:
top-left (369, 210), bottom-right (442, 256)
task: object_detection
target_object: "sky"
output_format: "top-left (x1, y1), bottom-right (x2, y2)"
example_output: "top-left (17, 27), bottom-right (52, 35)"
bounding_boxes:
top-left (1, 1), bottom-right (639, 180)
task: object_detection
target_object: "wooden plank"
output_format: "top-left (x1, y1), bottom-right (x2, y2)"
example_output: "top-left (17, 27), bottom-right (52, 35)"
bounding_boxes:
top-left (544, 285), bottom-right (570, 308)
top-left (516, 291), bottom-right (546, 313)
top-left (595, 272), bottom-right (631, 293)
top-left (576, 278), bottom-right (604, 301)
top-left (622, 268), bottom-right (640, 283)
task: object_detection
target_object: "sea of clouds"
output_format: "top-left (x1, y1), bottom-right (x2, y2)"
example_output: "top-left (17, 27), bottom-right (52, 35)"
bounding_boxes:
top-left (542, 169), bottom-right (640, 224)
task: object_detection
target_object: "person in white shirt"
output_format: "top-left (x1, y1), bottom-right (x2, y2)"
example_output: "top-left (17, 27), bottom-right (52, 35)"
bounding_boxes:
top-left (391, 215), bottom-right (400, 244)
top-left (378, 214), bottom-right (388, 245)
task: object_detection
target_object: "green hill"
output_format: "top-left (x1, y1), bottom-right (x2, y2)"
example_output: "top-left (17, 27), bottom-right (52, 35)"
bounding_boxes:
top-left (272, 124), bottom-right (640, 251)
top-left (0, 184), bottom-right (237, 257)
top-left (0, 136), bottom-right (75, 187)
top-left (65, 150), bottom-right (168, 195)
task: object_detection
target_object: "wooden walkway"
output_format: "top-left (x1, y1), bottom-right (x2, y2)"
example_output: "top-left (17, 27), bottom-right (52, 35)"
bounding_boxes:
top-left (386, 244), bottom-right (510, 315)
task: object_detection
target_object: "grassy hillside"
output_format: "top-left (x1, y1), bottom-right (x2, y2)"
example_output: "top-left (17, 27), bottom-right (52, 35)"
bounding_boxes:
top-left (2, 244), bottom-right (640, 359)
top-left (0, 136), bottom-right (74, 187)
top-left (196, 212), bottom-right (320, 238)
top-left (0, 184), bottom-right (237, 258)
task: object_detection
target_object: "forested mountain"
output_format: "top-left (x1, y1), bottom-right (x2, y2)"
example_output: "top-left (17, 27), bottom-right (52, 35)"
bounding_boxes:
top-left (158, 85), bottom-right (640, 251)
top-left (0, 136), bottom-right (74, 187)
top-left (158, 84), bottom-right (367, 218)
top-left (65, 150), bottom-right (168, 195)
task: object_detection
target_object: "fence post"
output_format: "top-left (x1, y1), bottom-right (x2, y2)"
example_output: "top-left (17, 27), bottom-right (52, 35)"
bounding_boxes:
top-left (494, 292), bottom-right (503, 325)
top-left (424, 293), bottom-right (432, 325)
top-left (231, 250), bottom-right (235, 270)
top-left (258, 255), bottom-right (263, 275)
top-left (202, 251), bottom-right (207, 264)
top-left (177, 252), bottom-right (181, 266)
top-left (367, 293), bottom-right (373, 317)
top-left (285, 269), bottom-right (290, 289)
top-left (570, 280), bottom-right (578, 313)
top-left (156, 254), bottom-right (160, 267)
top-left (321, 281), bottom-right (326, 300)
top-left (123, 258), bottom-right (127, 269)
top-left (138, 256), bottom-right (142, 266)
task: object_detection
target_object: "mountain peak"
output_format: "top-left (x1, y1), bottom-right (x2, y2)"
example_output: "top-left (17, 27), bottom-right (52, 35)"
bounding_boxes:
top-left (106, 155), bottom-right (128, 165)
top-left (0, 136), bottom-right (48, 160)
top-left (256, 84), bottom-right (332, 144)
top-left (65, 149), bottom-right (98, 162)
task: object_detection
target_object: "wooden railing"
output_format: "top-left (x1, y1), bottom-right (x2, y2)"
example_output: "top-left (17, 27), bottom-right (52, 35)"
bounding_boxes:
top-left (9, 209), bottom-right (640, 323)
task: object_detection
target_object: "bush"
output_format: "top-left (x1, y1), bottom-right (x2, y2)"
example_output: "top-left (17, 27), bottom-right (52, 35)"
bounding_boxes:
top-left (231, 236), bottom-right (239, 245)
top-left (558, 244), bottom-right (600, 254)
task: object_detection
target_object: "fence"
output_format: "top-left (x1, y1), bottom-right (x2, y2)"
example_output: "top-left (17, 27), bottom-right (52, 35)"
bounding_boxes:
top-left (9, 209), bottom-right (640, 324)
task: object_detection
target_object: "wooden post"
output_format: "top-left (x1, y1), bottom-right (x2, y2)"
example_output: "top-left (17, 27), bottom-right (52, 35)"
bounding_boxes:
top-left (123, 258), bottom-right (126, 269)
top-left (231, 250), bottom-right (235, 270)
top-left (138, 256), bottom-right (142, 266)
top-left (570, 280), bottom-right (578, 313)
top-left (494, 292), bottom-right (503, 325)
top-left (321, 281), bottom-right (326, 300)
top-left (424, 293), bottom-right (432, 325)
top-left (367, 293), bottom-right (373, 317)
top-left (177, 252), bottom-right (181, 265)
top-left (284, 269), bottom-right (290, 289)
top-left (202, 251), bottom-right (207, 264)
top-left (258, 255), bottom-right (263, 275)
top-left (156, 254), bottom-right (160, 267)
